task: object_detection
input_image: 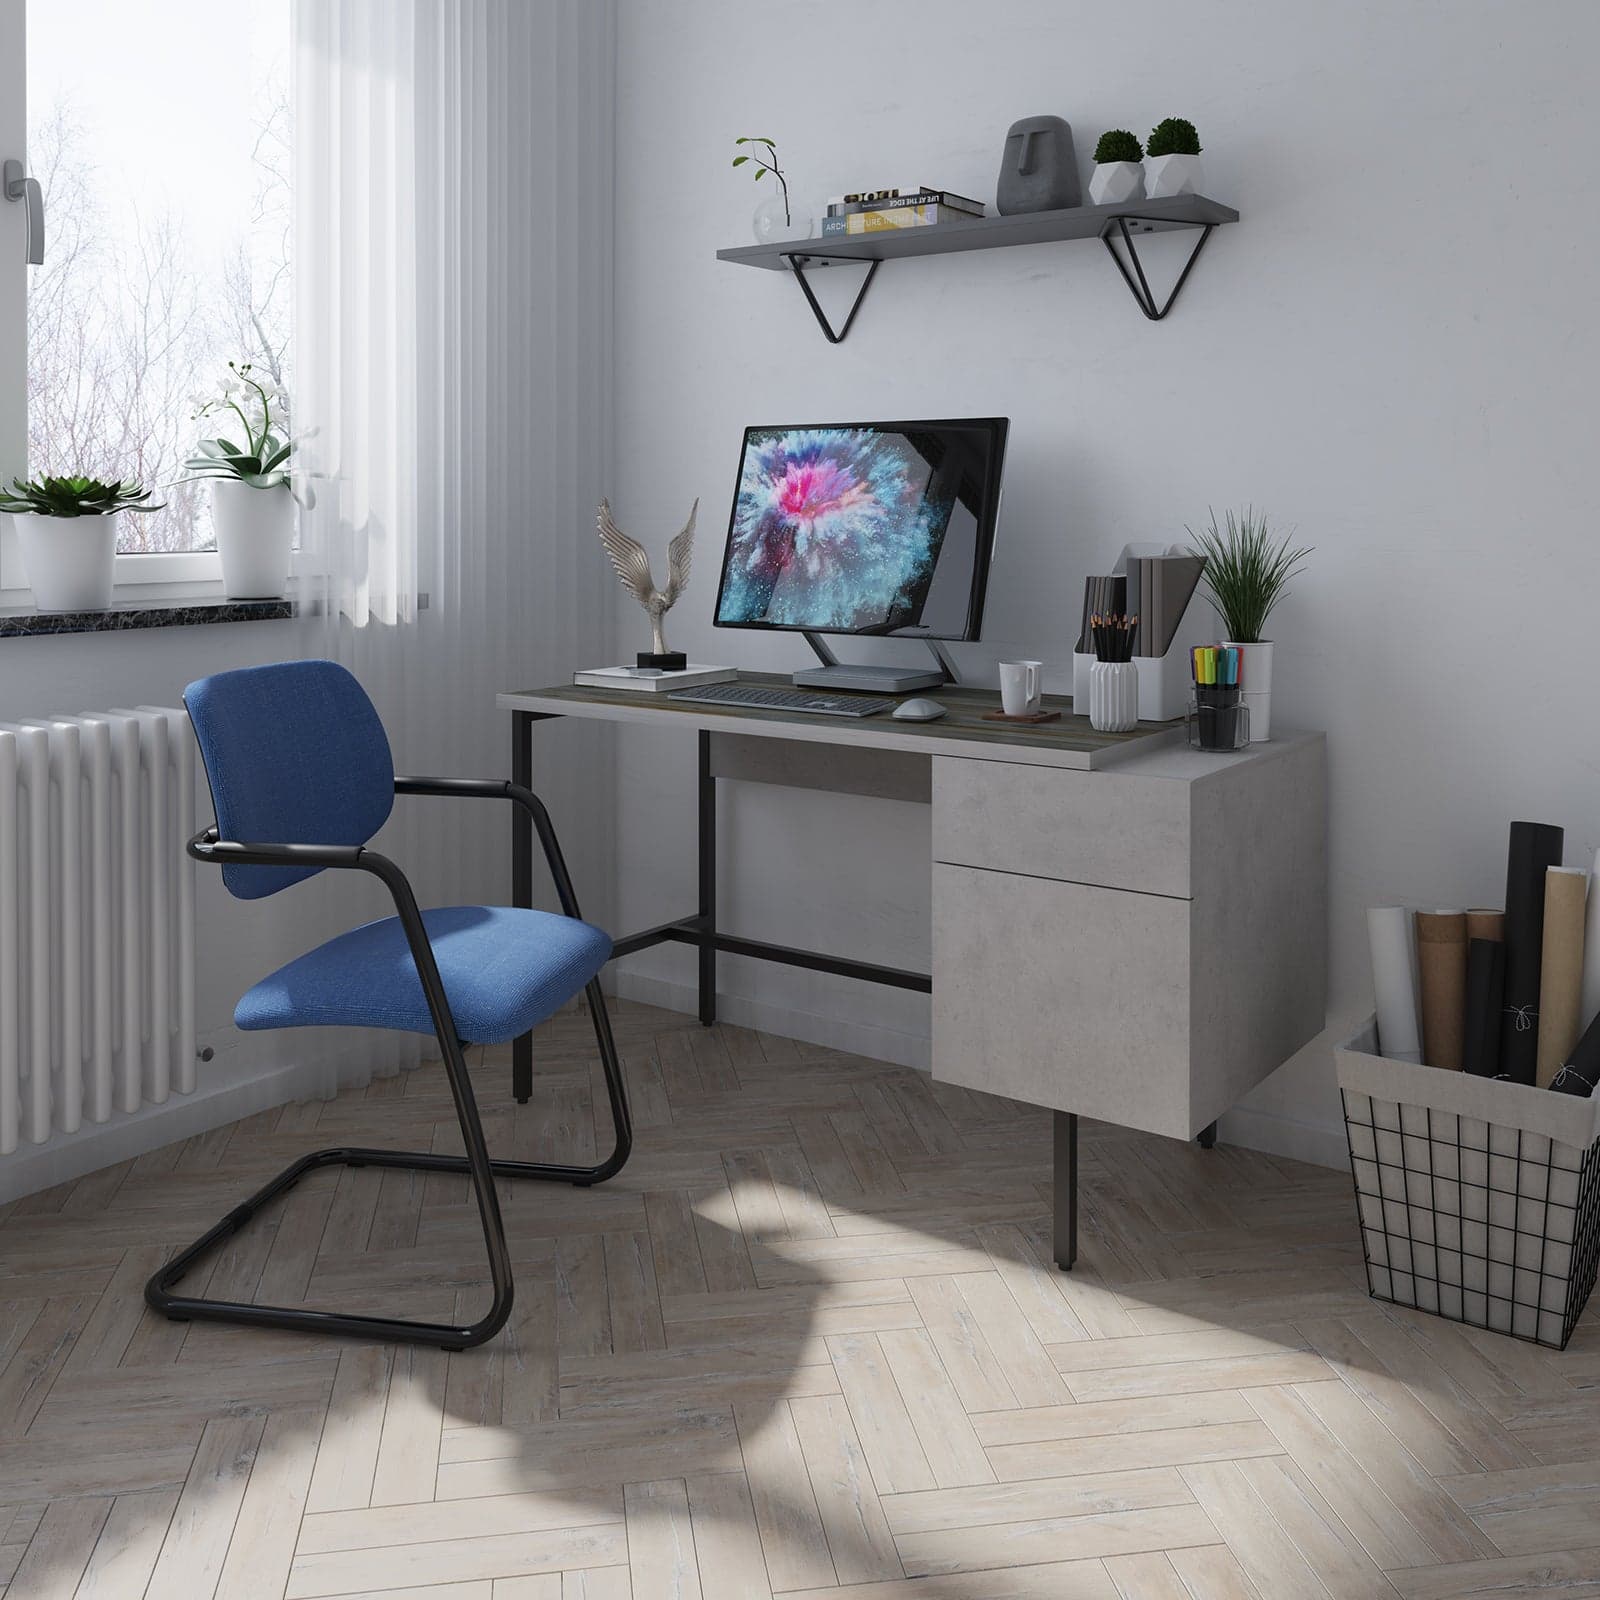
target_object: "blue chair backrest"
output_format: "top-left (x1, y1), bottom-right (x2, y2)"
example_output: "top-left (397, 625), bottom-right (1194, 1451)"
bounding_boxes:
top-left (185, 660), bottom-right (395, 900)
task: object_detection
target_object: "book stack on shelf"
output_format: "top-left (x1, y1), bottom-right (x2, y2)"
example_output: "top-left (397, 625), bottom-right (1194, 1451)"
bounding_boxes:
top-left (820, 185), bottom-right (986, 237)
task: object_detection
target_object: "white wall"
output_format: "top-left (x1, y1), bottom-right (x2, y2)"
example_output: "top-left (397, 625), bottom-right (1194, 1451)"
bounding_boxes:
top-left (610, 0), bottom-right (1600, 1166)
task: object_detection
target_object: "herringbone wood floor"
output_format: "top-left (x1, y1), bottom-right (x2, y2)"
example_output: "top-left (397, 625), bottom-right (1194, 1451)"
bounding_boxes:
top-left (1, 998), bottom-right (1597, 1599)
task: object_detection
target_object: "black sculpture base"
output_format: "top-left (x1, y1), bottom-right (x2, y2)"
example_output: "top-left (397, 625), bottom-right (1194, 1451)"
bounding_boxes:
top-left (638, 651), bottom-right (688, 671)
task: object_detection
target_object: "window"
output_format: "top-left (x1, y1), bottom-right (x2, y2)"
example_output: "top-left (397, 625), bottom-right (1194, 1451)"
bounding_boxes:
top-left (1, 0), bottom-right (289, 592)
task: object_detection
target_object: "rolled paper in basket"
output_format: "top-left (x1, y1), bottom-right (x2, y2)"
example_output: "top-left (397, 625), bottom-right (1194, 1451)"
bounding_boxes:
top-left (1416, 910), bottom-right (1467, 1070)
top-left (1551, 1007), bottom-right (1600, 1097)
top-left (1537, 866), bottom-right (1590, 1088)
top-left (1466, 909), bottom-right (1504, 943)
top-left (1500, 820), bottom-right (1565, 1085)
top-left (1367, 906), bottom-right (1422, 1063)
top-left (1583, 846), bottom-right (1600, 1034)
top-left (1462, 937), bottom-right (1506, 1078)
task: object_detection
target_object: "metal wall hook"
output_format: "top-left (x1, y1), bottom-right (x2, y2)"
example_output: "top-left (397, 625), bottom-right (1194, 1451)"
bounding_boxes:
top-left (3, 159), bottom-right (44, 265)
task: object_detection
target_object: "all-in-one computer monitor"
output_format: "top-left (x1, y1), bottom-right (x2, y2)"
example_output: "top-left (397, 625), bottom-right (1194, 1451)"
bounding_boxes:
top-left (712, 417), bottom-right (1008, 691)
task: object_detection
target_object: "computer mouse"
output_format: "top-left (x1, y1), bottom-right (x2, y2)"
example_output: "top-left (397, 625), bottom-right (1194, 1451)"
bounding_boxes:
top-left (892, 697), bottom-right (947, 722)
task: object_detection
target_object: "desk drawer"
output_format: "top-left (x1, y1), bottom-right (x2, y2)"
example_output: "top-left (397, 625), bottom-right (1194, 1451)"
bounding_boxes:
top-left (932, 863), bottom-right (1194, 1139)
top-left (932, 756), bottom-right (1191, 898)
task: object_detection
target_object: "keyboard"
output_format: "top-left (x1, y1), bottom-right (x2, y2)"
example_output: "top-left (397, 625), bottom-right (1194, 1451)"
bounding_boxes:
top-left (668, 682), bottom-right (890, 719)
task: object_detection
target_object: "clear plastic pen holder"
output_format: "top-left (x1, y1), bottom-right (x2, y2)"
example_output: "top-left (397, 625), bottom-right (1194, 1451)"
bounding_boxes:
top-left (1186, 687), bottom-right (1249, 751)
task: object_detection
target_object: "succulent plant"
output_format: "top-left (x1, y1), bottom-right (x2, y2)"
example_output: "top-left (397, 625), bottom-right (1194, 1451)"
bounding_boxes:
top-left (1146, 118), bottom-right (1202, 158)
top-left (1093, 129), bottom-right (1143, 164)
top-left (0, 475), bottom-right (163, 517)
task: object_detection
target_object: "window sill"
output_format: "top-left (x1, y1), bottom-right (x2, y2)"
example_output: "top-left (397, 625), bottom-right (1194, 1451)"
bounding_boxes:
top-left (0, 596), bottom-right (295, 639)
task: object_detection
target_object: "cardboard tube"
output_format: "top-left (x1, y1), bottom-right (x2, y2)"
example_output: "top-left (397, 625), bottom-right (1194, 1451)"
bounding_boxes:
top-left (1368, 906), bottom-right (1422, 1063)
top-left (1500, 822), bottom-right (1565, 1085)
top-left (1537, 867), bottom-right (1590, 1088)
top-left (1582, 847), bottom-right (1600, 1035)
top-left (1466, 909), bottom-right (1505, 943)
top-left (1463, 938), bottom-right (1506, 1078)
top-left (1552, 1007), bottom-right (1600, 1097)
top-left (1416, 910), bottom-right (1467, 1070)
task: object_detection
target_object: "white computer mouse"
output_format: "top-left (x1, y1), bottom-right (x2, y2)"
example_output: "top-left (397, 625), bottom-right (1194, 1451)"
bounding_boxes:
top-left (892, 697), bottom-right (947, 722)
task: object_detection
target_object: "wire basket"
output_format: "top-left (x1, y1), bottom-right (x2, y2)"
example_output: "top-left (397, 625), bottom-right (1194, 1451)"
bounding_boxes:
top-left (1337, 1018), bottom-right (1600, 1349)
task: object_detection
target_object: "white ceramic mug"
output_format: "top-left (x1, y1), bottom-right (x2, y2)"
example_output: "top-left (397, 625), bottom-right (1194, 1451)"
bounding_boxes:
top-left (998, 659), bottom-right (1043, 718)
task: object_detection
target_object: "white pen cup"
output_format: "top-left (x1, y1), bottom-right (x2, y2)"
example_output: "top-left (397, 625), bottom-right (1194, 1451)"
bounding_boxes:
top-left (998, 659), bottom-right (1043, 718)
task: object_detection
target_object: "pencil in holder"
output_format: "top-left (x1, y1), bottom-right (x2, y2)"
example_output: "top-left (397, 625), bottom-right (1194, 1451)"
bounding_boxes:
top-left (1187, 684), bottom-right (1249, 751)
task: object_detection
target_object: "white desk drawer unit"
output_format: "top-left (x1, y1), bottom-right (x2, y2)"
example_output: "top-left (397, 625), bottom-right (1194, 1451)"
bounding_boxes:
top-left (931, 733), bottom-right (1328, 1142)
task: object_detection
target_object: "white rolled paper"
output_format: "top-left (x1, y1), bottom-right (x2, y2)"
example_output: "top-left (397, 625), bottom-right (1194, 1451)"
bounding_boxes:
top-left (1368, 906), bottom-right (1423, 1063)
top-left (1583, 846), bottom-right (1600, 1036)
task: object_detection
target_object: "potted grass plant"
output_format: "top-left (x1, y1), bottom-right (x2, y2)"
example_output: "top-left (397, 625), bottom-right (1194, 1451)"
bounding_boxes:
top-left (184, 361), bottom-right (296, 599)
top-left (1145, 117), bottom-right (1204, 198)
top-left (1089, 129), bottom-right (1145, 206)
top-left (1187, 506), bottom-right (1312, 742)
top-left (0, 475), bottom-right (163, 611)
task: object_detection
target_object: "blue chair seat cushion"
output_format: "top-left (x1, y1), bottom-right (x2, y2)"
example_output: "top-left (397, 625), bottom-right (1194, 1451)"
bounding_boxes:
top-left (235, 905), bottom-right (613, 1044)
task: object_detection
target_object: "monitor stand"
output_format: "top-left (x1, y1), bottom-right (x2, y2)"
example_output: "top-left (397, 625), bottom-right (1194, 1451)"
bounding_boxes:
top-left (792, 632), bottom-right (956, 694)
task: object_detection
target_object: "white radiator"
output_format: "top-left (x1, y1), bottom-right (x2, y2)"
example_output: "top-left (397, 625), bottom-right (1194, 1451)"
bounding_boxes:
top-left (0, 707), bottom-right (196, 1155)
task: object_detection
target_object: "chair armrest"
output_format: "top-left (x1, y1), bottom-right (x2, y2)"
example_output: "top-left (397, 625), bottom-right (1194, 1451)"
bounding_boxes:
top-left (392, 775), bottom-right (585, 922)
top-left (185, 826), bottom-right (467, 1047)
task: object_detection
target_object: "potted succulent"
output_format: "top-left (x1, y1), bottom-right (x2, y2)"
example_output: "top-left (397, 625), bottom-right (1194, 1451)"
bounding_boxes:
top-left (1187, 507), bottom-right (1312, 742)
top-left (185, 361), bottom-right (296, 599)
top-left (0, 475), bottom-right (163, 611)
top-left (1144, 117), bottom-right (1204, 198)
top-left (1089, 129), bottom-right (1145, 206)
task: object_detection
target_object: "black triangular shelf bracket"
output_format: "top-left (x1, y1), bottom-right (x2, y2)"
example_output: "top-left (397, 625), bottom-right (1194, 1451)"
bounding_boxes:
top-left (784, 254), bottom-right (881, 344)
top-left (1099, 214), bottom-right (1215, 321)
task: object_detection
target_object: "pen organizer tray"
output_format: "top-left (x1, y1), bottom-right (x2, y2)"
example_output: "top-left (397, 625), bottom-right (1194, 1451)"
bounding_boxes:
top-left (1336, 1018), bottom-right (1600, 1349)
top-left (1186, 685), bottom-right (1249, 751)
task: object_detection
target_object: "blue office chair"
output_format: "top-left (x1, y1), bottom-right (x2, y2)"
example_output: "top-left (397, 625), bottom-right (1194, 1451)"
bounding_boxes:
top-left (143, 659), bottom-right (631, 1350)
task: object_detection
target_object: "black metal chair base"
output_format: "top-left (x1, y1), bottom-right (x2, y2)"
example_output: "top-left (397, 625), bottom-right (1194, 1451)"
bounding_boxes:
top-left (145, 978), bottom-right (632, 1352)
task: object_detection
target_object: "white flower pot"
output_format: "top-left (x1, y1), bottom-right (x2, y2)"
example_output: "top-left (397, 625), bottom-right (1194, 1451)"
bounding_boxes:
top-left (1144, 152), bottom-right (1204, 198)
top-left (1088, 660), bottom-right (1139, 733)
top-left (1088, 161), bottom-right (1145, 207)
top-left (212, 479), bottom-right (295, 599)
top-left (14, 512), bottom-right (118, 611)
top-left (1226, 639), bottom-right (1273, 741)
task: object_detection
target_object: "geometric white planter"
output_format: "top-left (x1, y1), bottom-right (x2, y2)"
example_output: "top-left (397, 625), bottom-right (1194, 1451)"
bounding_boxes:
top-left (13, 511), bottom-right (119, 611)
top-left (212, 479), bottom-right (295, 599)
top-left (1144, 152), bottom-right (1204, 198)
top-left (1088, 161), bottom-right (1145, 207)
top-left (1225, 639), bottom-right (1273, 741)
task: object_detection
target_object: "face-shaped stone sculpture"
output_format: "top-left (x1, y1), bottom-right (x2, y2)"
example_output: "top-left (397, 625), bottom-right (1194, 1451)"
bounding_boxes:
top-left (996, 115), bottom-right (1081, 215)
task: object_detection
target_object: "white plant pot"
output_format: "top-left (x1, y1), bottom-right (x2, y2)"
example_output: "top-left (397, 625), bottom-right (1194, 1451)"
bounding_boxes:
top-left (212, 479), bottom-right (295, 599)
top-left (1226, 639), bottom-right (1273, 741)
top-left (1088, 161), bottom-right (1145, 207)
top-left (14, 511), bottom-right (118, 611)
top-left (1144, 152), bottom-right (1204, 198)
top-left (1088, 660), bottom-right (1139, 733)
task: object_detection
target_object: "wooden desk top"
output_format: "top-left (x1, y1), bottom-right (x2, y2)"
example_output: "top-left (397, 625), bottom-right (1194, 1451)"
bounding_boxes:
top-left (498, 673), bottom-right (1185, 772)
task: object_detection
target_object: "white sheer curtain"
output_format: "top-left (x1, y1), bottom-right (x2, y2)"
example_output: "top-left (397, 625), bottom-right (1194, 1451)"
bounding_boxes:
top-left (292, 0), bottom-right (617, 1089)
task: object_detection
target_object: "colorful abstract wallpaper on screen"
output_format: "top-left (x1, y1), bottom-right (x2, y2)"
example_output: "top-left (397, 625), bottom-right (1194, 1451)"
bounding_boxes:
top-left (716, 428), bottom-right (955, 630)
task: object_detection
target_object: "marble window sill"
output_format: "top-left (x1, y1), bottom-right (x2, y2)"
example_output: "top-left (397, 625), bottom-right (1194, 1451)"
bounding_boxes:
top-left (0, 597), bottom-right (295, 639)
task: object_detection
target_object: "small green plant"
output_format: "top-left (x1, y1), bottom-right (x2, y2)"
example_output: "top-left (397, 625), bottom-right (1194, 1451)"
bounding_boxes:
top-left (0, 475), bottom-right (163, 518)
top-left (185, 360), bottom-right (294, 489)
top-left (1093, 129), bottom-right (1143, 164)
top-left (1147, 117), bottom-right (1202, 158)
top-left (731, 136), bottom-right (791, 226)
top-left (1187, 507), bottom-right (1312, 643)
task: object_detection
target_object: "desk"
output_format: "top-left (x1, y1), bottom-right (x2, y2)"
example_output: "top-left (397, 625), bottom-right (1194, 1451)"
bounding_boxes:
top-left (499, 673), bottom-right (1327, 1268)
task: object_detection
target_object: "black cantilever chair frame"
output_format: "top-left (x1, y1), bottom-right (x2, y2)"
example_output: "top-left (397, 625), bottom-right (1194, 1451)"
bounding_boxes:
top-left (143, 777), bottom-right (632, 1352)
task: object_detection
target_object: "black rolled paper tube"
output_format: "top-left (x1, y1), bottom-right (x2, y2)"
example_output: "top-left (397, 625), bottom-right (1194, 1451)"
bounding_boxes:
top-left (1499, 821), bottom-right (1565, 1085)
top-left (1461, 937), bottom-right (1506, 1078)
top-left (1552, 1010), bottom-right (1600, 1097)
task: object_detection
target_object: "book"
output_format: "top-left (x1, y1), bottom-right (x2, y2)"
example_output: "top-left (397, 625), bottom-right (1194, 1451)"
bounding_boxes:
top-left (845, 205), bottom-right (978, 234)
top-left (573, 665), bottom-right (736, 693)
top-left (827, 189), bottom-right (986, 219)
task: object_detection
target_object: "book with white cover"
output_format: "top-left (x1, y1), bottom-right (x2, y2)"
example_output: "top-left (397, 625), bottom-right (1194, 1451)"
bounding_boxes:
top-left (574, 665), bottom-right (737, 693)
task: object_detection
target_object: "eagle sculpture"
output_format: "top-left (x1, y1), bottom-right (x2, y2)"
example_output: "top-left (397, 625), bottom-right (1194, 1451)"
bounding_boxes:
top-left (595, 497), bottom-right (699, 660)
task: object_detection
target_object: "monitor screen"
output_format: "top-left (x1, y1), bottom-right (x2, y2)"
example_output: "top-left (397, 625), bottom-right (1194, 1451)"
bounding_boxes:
top-left (712, 418), bottom-right (1007, 640)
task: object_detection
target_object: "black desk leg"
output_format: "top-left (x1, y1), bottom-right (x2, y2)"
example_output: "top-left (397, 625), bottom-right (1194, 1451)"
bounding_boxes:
top-left (512, 710), bottom-right (535, 1104)
top-left (1198, 1121), bottom-right (1218, 1149)
top-left (1053, 1110), bottom-right (1078, 1270)
top-left (698, 729), bottom-right (717, 1025)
